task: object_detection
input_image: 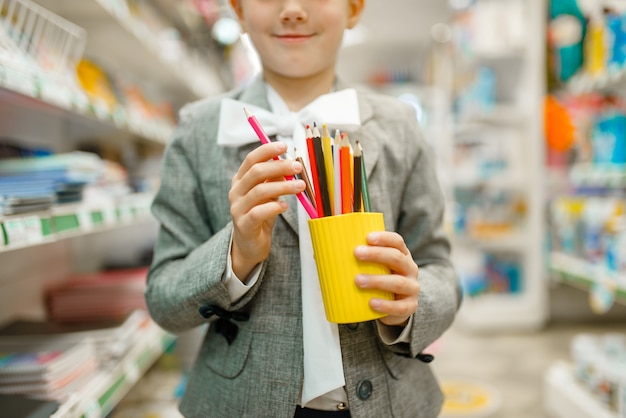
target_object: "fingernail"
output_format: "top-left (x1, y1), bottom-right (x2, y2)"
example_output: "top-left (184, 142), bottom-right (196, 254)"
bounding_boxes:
top-left (354, 245), bottom-right (367, 257)
top-left (294, 180), bottom-right (306, 191)
top-left (368, 232), bottom-right (381, 243)
top-left (355, 275), bottom-right (367, 286)
top-left (370, 299), bottom-right (381, 309)
top-left (292, 161), bottom-right (301, 171)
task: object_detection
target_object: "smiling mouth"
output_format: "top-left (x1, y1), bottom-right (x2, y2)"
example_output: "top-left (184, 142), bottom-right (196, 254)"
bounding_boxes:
top-left (274, 34), bottom-right (313, 42)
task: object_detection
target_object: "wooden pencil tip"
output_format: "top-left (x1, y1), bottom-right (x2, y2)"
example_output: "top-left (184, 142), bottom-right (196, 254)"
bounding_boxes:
top-left (243, 107), bottom-right (252, 118)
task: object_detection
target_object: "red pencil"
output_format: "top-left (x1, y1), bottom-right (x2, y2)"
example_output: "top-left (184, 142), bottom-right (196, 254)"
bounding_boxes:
top-left (305, 125), bottom-right (325, 217)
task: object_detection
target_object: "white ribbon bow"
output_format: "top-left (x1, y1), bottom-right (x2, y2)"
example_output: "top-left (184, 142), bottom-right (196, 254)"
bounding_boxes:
top-left (217, 88), bottom-right (361, 148)
top-left (217, 88), bottom-right (360, 406)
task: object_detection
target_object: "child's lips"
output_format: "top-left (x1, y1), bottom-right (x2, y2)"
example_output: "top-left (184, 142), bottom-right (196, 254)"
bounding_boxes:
top-left (274, 33), bottom-right (314, 43)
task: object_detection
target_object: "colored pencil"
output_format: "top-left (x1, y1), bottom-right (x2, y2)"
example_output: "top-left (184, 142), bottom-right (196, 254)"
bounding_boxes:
top-left (340, 134), bottom-right (353, 214)
top-left (321, 124), bottom-right (334, 215)
top-left (305, 125), bottom-right (324, 217)
top-left (353, 141), bottom-right (363, 212)
top-left (360, 141), bottom-right (371, 212)
top-left (243, 108), bottom-right (318, 219)
top-left (333, 129), bottom-right (342, 217)
top-left (312, 123), bottom-right (332, 217)
top-left (294, 148), bottom-right (316, 207)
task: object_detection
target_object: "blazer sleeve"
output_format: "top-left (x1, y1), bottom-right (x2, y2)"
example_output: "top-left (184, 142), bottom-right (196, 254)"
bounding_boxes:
top-left (381, 107), bottom-right (462, 358)
top-left (145, 104), bottom-right (266, 333)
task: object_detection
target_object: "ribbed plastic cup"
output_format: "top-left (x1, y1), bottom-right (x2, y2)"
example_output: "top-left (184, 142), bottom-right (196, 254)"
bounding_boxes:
top-left (308, 212), bottom-right (394, 323)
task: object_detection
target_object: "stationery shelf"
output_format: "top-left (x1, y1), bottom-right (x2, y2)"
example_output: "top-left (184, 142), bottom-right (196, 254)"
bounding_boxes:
top-left (0, 0), bottom-right (210, 409)
top-left (0, 193), bottom-right (156, 254)
top-left (51, 320), bottom-right (176, 418)
top-left (548, 252), bottom-right (626, 305)
top-left (454, 291), bottom-right (546, 332)
top-left (544, 361), bottom-right (617, 418)
top-left (568, 163), bottom-right (626, 189)
top-left (452, 232), bottom-right (528, 253)
top-left (457, 104), bottom-right (529, 126)
top-left (0, 83), bottom-right (171, 148)
top-left (449, 0), bottom-right (547, 332)
top-left (35, 0), bottom-right (224, 106)
top-left (566, 69), bottom-right (626, 95)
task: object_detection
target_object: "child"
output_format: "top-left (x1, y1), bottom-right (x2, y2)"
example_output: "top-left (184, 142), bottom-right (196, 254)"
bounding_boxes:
top-left (146, 1), bottom-right (461, 417)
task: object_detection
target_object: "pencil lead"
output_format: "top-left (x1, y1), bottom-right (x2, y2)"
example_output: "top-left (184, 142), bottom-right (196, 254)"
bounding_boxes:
top-left (312, 124), bottom-right (321, 138)
top-left (355, 141), bottom-right (362, 157)
top-left (322, 124), bottom-right (331, 138)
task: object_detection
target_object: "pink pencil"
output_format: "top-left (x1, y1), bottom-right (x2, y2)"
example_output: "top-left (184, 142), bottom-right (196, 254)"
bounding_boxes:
top-left (243, 108), bottom-right (319, 219)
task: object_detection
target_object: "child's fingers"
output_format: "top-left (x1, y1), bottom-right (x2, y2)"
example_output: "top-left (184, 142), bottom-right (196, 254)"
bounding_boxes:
top-left (354, 244), bottom-right (418, 278)
top-left (235, 142), bottom-right (288, 180)
top-left (233, 200), bottom-right (289, 232)
top-left (231, 179), bottom-right (305, 218)
top-left (233, 158), bottom-right (302, 197)
top-left (366, 231), bottom-right (411, 255)
top-left (355, 273), bottom-right (419, 298)
top-left (369, 296), bottom-right (419, 319)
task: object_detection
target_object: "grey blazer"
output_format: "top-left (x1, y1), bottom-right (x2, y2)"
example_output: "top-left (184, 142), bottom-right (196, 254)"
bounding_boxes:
top-left (146, 76), bottom-right (461, 418)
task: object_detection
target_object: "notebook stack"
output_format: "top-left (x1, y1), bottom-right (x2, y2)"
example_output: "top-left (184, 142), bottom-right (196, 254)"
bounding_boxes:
top-left (0, 341), bottom-right (98, 402)
top-left (0, 151), bottom-right (104, 215)
top-left (46, 268), bottom-right (149, 323)
top-left (0, 310), bottom-right (150, 367)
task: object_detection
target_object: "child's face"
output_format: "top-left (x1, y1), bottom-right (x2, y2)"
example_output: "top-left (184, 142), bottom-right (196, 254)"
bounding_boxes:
top-left (231, 0), bottom-right (364, 81)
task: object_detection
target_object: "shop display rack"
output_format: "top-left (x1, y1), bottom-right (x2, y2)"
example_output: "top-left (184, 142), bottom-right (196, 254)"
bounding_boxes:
top-left (50, 321), bottom-right (176, 418)
top-left (544, 361), bottom-right (618, 418)
top-left (0, 193), bottom-right (154, 253)
top-left (0, 0), bottom-right (225, 414)
top-left (450, 0), bottom-right (547, 332)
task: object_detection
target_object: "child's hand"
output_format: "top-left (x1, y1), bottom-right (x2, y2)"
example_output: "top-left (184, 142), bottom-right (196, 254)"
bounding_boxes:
top-left (229, 142), bottom-right (305, 279)
top-left (354, 231), bottom-right (420, 327)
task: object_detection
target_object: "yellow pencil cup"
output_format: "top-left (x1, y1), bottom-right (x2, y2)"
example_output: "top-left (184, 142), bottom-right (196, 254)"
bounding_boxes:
top-left (308, 212), bottom-right (394, 324)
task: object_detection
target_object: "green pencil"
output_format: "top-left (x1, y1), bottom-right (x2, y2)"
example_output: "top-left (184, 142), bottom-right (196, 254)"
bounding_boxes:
top-left (358, 142), bottom-right (371, 212)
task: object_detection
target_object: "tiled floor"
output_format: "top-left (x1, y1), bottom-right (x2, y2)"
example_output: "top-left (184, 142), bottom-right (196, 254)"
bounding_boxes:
top-left (432, 321), bottom-right (624, 418)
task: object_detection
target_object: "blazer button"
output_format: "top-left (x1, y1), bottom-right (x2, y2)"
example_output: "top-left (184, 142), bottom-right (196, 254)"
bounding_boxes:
top-left (346, 323), bottom-right (359, 331)
top-left (356, 379), bottom-right (373, 400)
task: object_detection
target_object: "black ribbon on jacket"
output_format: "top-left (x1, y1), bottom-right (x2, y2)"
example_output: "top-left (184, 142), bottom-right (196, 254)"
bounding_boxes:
top-left (397, 351), bottom-right (435, 363)
top-left (199, 304), bottom-right (250, 345)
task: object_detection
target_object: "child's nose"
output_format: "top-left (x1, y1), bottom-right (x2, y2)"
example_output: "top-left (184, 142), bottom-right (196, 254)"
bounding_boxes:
top-left (279, 0), bottom-right (308, 23)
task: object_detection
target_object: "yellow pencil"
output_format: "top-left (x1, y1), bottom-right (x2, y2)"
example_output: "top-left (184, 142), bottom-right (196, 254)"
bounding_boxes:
top-left (321, 124), bottom-right (334, 214)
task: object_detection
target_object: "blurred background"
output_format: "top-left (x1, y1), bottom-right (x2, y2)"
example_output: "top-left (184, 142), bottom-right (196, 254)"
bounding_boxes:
top-left (0, 0), bottom-right (625, 417)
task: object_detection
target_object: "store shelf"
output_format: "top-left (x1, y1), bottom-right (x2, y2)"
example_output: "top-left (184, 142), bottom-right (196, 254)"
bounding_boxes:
top-left (0, 193), bottom-right (155, 253)
top-left (544, 361), bottom-right (617, 418)
top-left (35, 0), bottom-right (224, 106)
top-left (549, 252), bottom-right (626, 305)
top-left (457, 104), bottom-right (528, 126)
top-left (448, 0), bottom-right (547, 332)
top-left (567, 69), bottom-right (626, 95)
top-left (452, 232), bottom-right (527, 253)
top-left (569, 163), bottom-right (626, 189)
top-left (0, 83), bottom-right (171, 147)
top-left (51, 320), bottom-right (176, 418)
top-left (454, 292), bottom-right (545, 332)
